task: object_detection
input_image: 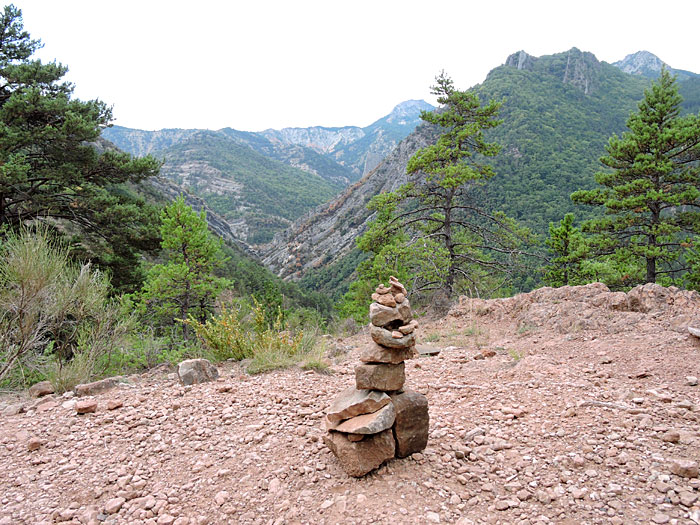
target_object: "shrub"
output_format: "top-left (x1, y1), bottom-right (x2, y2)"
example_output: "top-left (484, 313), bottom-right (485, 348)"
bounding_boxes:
top-left (182, 298), bottom-right (327, 374)
top-left (0, 228), bottom-right (127, 390)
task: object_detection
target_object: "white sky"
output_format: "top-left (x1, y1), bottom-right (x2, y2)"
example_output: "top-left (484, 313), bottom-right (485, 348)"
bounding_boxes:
top-left (14, 0), bottom-right (700, 131)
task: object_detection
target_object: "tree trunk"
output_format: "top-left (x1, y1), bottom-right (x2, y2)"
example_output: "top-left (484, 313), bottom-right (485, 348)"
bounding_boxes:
top-left (444, 188), bottom-right (456, 298)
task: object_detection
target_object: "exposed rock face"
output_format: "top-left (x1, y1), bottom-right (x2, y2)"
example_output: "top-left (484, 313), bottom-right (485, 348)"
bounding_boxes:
top-left (612, 51), bottom-right (699, 81)
top-left (177, 359), bottom-right (219, 386)
top-left (261, 127), bottom-right (438, 279)
top-left (505, 50), bottom-right (537, 71)
top-left (324, 277), bottom-right (428, 477)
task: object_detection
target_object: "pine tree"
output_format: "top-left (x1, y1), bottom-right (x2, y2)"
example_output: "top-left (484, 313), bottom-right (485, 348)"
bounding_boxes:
top-left (542, 214), bottom-right (590, 286)
top-left (0, 5), bottom-right (161, 289)
top-left (138, 197), bottom-right (230, 341)
top-left (571, 69), bottom-right (700, 284)
top-left (367, 72), bottom-right (532, 299)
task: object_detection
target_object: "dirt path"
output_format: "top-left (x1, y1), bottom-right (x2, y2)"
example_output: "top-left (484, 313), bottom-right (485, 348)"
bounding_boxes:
top-left (2, 283), bottom-right (700, 524)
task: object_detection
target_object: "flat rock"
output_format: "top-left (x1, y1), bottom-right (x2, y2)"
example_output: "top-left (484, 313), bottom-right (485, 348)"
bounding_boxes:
top-left (75, 400), bottom-right (97, 414)
top-left (390, 390), bottom-right (429, 457)
top-left (74, 377), bottom-right (120, 397)
top-left (324, 428), bottom-right (395, 477)
top-left (177, 359), bottom-right (219, 385)
top-left (398, 320), bottom-right (418, 335)
top-left (370, 325), bottom-right (415, 349)
top-left (326, 402), bottom-right (395, 434)
top-left (369, 302), bottom-right (403, 327)
top-left (389, 276), bottom-right (407, 295)
top-left (326, 387), bottom-right (391, 424)
top-left (28, 381), bottom-right (54, 398)
top-left (355, 362), bottom-right (405, 391)
top-left (360, 342), bottom-right (416, 364)
top-left (416, 345), bottom-right (441, 357)
top-left (104, 497), bottom-right (125, 514)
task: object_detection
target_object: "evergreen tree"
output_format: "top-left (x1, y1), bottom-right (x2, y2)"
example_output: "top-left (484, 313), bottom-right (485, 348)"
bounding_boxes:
top-left (0, 5), bottom-right (161, 289)
top-left (571, 69), bottom-right (700, 285)
top-left (365, 73), bottom-right (533, 300)
top-left (138, 197), bottom-right (230, 341)
top-left (543, 214), bottom-right (590, 286)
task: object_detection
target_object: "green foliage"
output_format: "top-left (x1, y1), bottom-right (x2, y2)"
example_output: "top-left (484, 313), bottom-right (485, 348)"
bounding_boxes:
top-left (162, 132), bottom-right (342, 244)
top-left (346, 73), bottom-right (534, 303)
top-left (0, 227), bottom-right (127, 389)
top-left (571, 69), bottom-right (700, 285)
top-left (543, 214), bottom-right (591, 286)
top-left (0, 6), bottom-right (161, 291)
top-left (182, 298), bottom-right (326, 374)
top-left (135, 196), bottom-right (230, 341)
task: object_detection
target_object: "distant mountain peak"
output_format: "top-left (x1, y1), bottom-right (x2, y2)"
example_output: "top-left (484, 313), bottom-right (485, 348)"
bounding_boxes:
top-left (504, 48), bottom-right (602, 94)
top-left (384, 99), bottom-right (434, 123)
top-left (613, 51), bottom-right (667, 75)
top-left (612, 51), bottom-right (699, 80)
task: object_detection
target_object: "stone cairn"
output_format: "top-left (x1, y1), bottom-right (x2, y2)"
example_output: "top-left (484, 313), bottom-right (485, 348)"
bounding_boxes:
top-left (323, 276), bottom-right (429, 477)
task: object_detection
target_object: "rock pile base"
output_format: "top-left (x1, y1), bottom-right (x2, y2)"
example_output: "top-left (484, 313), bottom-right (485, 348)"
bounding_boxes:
top-left (324, 276), bottom-right (429, 477)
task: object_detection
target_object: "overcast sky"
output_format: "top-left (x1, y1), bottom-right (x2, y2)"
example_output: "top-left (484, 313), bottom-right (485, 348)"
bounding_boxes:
top-left (14, 0), bottom-right (700, 131)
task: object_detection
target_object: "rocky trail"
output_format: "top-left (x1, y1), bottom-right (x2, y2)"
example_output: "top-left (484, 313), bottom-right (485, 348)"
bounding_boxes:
top-left (2, 283), bottom-right (700, 524)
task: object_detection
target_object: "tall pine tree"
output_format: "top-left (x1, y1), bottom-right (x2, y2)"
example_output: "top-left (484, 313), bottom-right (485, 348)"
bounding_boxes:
top-left (0, 5), bottom-right (161, 290)
top-left (572, 69), bottom-right (700, 285)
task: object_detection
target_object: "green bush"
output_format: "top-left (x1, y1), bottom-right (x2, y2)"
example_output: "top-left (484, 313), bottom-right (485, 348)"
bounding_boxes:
top-left (182, 298), bottom-right (326, 374)
top-left (0, 228), bottom-right (129, 390)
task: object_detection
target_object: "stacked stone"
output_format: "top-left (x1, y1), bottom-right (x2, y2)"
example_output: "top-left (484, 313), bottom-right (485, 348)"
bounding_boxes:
top-left (324, 276), bottom-right (429, 477)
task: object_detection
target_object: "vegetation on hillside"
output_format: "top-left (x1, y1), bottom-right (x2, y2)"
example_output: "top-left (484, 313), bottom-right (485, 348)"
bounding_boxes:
top-left (568, 69), bottom-right (700, 288)
top-left (161, 132), bottom-right (342, 244)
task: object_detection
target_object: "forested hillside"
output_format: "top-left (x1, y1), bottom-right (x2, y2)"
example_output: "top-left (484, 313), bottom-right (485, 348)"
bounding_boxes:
top-left (158, 131), bottom-right (342, 244)
top-left (265, 48), bottom-right (700, 298)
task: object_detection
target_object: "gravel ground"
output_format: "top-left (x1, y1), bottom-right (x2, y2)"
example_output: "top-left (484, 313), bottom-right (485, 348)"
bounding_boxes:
top-left (1, 283), bottom-right (700, 524)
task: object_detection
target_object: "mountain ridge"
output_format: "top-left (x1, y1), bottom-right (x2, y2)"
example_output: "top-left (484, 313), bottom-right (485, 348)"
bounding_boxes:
top-left (262, 48), bottom-right (700, 291)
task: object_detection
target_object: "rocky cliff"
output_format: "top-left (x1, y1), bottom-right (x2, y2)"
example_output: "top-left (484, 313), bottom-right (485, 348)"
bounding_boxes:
top-left (613, 50), bottom-right (699, 81)
top-left (261, 124), bottom-right (436, 278)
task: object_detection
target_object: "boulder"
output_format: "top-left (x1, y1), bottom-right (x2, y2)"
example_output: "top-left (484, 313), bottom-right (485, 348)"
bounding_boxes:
top-left (326, 387), bottom-right (391, 424)
top-left (360, 342), bottom-right (416, 364)
top-left (177, 359), bottom-right (219, 385)
top-left (74, 377), bottom-right (120, 397)
top-left (391, 390), bottom-right (429, 457)
top-left (323, 429), bottom-right (395, 477)
top-left (326, 402), bottom-right (395, 434)
top-left (369, 302), bottom-right (402, 327)
top-left (355, 362), bottom-right (405, 391)
top-left (370, 325), bottom-right (415, 349)
top-left (28, 381), bottom-right (54, 398)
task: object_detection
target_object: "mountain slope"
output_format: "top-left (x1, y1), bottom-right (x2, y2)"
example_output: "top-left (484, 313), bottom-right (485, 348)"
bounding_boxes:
top-left (262, 48), bottom-right (700, 287)
top-left (260, 100), bottom-right (434, 178)
top-left (159, 131), bottom-right (342, 244)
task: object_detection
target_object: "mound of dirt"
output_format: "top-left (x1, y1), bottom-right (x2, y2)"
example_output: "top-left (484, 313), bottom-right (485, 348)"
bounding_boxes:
top-left (1, 283), bottom-right (699, 524)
